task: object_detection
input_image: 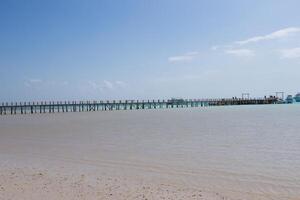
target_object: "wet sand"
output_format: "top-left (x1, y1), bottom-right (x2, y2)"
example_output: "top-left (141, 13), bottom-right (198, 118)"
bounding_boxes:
top-left (1, 105), bottom-right (300, 199)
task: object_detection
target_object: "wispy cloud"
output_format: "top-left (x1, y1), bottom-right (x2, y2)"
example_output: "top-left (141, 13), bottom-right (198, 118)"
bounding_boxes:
top-left (24, 79), bottom-right (70, 88)
top-left (87, 80), bottom-right (127, 92)
top-left (211, 27), bottom-right (300, 57)
top-left (211, 45), bottom-right (233, 51)
top-left (279, 47), bottom-right (300, 59)
top-left (211, 46), bottom-right (219, 51)
top-left (115, 80), bottom-right (127, 88)
top-left (225, 49), bottom-right (255, 57)
top-left (24, 79), bottom-right (43, 87)
top-left (168, 51), bottom-right (199, 63)
top-left (155, 69), bottom-right (222, 83)
top-left (87, 80), bottom-right (102, 91)
top-left (103, 80), bottom-right (114, 90)
top-left (235, 27), bottom-right (300, 45)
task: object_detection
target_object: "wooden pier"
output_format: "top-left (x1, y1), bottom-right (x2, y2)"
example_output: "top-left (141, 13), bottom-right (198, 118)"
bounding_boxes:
top-left (0, 97), bottom-right (279, 115)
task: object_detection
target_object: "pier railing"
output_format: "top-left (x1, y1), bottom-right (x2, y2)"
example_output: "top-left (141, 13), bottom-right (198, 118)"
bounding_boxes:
top-left (0, 97), bottom-right (279, 115)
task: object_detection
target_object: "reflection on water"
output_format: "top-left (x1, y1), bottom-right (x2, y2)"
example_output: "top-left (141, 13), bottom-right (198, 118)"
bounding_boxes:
top-left (1, 104), bottom-right (300, 199)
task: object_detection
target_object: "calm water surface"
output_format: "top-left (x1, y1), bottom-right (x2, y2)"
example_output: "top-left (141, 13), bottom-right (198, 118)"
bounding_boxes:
top-left (1, 104), bottom-right (300, 199)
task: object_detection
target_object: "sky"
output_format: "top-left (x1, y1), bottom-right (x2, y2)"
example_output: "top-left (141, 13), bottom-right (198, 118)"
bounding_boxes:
top-left (1, 0), bottom-right (300, 102)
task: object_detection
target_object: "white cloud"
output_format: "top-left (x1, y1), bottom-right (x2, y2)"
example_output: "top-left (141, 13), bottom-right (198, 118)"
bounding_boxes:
top-left (279, 47), bottom-right (300, 59)
top-left (29, 79), bottom-right (42, 83)
top-left (115, 80), bottom-right (127, 88)
top-left (24, 79), bottom-right (43, 87)
top-left (211, 45), bottom-right (219, 51)
top-left (225, 49), bottom-right (255, 57)
top-left (211, 45), bottom-right (233, 51)
top-left (168, 51), bottom-right (199, 63)
top-left (87, 80), bottom-right (103, 91)
top-left (155, 69), bottom-right (222, 83)
top-left (87, 80), bottom-right (127, 92)
top-left (24, 79), bottom-right (71, 89)
top-left (236, 27), bottom-right (300, 45)
top-left (103, 80), bottom-right (114, 90)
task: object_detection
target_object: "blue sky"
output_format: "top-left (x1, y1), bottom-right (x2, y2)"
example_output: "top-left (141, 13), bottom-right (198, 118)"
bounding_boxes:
top-left (1, 0), bottom-right (300, 101)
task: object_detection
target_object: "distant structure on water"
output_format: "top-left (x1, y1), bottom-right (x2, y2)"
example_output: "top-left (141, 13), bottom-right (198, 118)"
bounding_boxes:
top-left (284, 93), bottom-right (300, 104)
top-left (286, 95), bottom-right (294, 104)
top-left (294, 93), bottom-right (300, 102)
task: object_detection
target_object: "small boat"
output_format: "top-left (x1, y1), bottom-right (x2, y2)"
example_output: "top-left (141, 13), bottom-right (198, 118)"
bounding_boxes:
top-left (286, 95), bottom-right (294, 104)
top-left (294, 93), bottom-right (300, 102)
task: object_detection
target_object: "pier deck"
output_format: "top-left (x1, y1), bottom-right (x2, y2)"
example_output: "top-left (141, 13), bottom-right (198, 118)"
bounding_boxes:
top-left (0, 97), bottom-right (279, 115)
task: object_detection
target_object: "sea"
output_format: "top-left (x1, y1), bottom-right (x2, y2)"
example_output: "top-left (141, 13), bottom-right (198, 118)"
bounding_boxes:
top-left (0, 104), bottom-right (300, 199)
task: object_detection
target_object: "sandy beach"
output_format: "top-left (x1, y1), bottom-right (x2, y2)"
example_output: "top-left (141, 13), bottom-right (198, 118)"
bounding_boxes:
top-left (1, 106), bottom-right (300, 200)
top-left (0, 163), bottom-right (227, 200)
